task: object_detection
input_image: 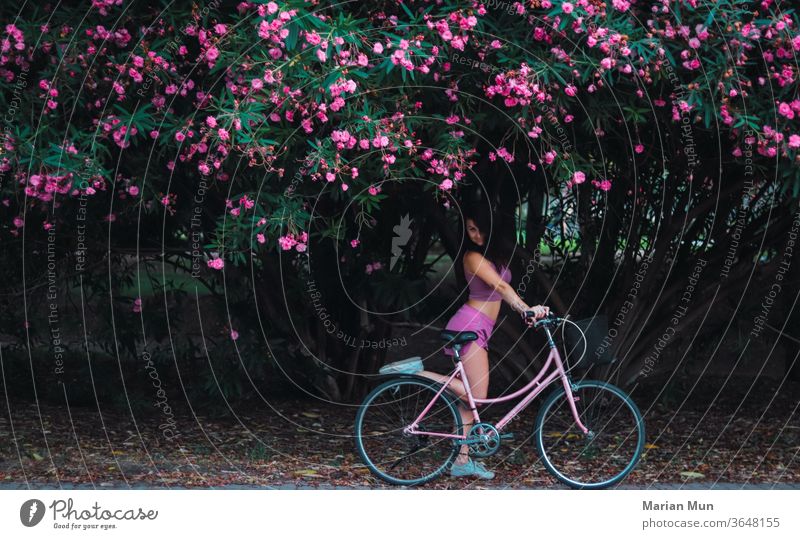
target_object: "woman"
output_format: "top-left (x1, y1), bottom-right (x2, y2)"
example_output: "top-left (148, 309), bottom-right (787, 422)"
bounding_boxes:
top-left (418, 204), bottom-right (550, 479)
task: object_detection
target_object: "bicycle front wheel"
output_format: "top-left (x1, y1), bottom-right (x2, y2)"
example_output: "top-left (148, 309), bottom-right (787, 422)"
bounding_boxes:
top-left (355, 377), bottom-right (463, 486)
top-left (534, 380), bottom-right (645, 489)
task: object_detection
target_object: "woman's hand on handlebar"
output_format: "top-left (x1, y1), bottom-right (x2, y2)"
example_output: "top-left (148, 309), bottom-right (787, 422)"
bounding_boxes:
top-left (522, 305), bottom-right (550, 327)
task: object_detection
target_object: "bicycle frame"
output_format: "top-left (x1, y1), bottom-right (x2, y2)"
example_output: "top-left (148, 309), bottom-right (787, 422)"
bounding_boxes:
top-left (403, 323), bottom-right (590, 440)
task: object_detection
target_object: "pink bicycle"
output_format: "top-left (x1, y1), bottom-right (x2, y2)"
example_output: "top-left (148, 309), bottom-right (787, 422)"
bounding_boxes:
top-left (354, 312), bottom-right (645, 488)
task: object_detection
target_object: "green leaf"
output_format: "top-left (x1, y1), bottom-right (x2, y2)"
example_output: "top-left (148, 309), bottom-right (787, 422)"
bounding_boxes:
top-left (399, 1), bottom-right (415, 20)
top-left (285, 21), bottom-right (299, 51)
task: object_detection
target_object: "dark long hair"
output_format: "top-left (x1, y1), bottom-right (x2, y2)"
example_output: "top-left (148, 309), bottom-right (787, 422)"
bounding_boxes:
top-left (459, 203), bottom-right (515, 271)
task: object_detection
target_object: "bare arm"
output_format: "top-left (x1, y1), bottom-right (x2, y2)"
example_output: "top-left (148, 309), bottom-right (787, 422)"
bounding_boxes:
top-left (464, 251), bottom-right (549, 320)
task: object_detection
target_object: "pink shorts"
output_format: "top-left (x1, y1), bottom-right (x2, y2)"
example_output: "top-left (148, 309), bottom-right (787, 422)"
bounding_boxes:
top-left (443, 304), bottom-right (496, 357)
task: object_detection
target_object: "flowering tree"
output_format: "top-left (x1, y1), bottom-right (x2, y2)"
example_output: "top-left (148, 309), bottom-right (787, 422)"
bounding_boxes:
top-left (1, 0), bottom-right (798, 402)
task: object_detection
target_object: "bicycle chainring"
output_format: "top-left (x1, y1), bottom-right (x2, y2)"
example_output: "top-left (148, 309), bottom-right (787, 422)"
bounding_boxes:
top-left (467, 423), bottom-right (501, 458)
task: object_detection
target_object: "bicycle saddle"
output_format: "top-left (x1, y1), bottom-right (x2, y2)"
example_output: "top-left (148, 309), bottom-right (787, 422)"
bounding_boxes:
top-left (439, 330), bottom-right (478, 348)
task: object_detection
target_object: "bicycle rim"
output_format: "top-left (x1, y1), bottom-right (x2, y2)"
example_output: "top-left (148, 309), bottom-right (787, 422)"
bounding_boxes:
top-left (535, 381), bottom-right (645, 489)
top-left (355, 378), bottom-right (462, 486)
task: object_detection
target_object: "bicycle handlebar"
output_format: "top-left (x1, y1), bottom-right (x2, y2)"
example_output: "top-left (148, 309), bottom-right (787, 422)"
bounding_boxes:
top-left (523, 311), bottom-right (563, 329)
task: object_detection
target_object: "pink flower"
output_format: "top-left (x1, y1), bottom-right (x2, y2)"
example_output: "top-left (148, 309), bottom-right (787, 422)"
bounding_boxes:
top-left (565, 85), bottom-right (577, 97)
top-left (217, 128), bottom-right (230, 141)
top-left (305, 31), bottom-right (321, 45)
top-left (256, 233), bottom-right (266, 244)
top-left (562, 2), bottom-right (574, 14)
top-left (497, 147), bottom-right (515, 162)
top-left (341, 183), bottom-right (349, 191)
top-left (635, 144), bottom-right (644, 154)
top-left (258, 20), bottom-right (270, 40)
top-left (612, 0), bottom-right (630, 11)
top-left (205, 47), bottom-right (219, 61)
top-left (278, 235), bottom-right (297, 250)
top-left (132, 297), bottom-right (142, 313)
top-left (206, 116), bottom-right (217, 128)
top-left (207, 257), bottom-right (225, 270)
top-left (593, 179), bottom-right (613, 191)
top-left (351, 239), bottom-right (360, 248)
top-left (175, 131), bottom-right (186, 142)
top-left (572, 171), bottom-right (586, 185)
top-left (440, 179), bottom-right (453, 191)
top-left (230, 329), bottom-right (239, 340)
top-left (788, 135), bottom-right (800, 149)
top-left (128, 185), bottom-right (139, 196)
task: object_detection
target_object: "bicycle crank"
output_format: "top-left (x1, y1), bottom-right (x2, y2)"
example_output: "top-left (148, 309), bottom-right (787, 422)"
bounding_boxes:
top-left (464, 423), bottom-right (502, 458)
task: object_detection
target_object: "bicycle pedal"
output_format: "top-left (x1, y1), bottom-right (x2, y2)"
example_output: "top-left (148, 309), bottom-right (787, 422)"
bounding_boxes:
top-left (499, 433), bottom-right (515, 441)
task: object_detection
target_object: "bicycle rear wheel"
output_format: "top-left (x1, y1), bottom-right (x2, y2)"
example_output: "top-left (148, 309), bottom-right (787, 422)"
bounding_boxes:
top-left (355, 377), bottom-right (463, 486)
top-left (534, 380), bottom-right (645, 489)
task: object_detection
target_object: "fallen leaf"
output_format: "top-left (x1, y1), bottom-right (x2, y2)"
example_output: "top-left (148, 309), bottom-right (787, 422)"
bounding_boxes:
top-left (293, 469), bottom-right (321, 477)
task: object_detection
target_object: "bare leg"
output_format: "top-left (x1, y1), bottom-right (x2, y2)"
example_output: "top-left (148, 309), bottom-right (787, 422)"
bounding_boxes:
top-left (417, 344), bottom-right (489, 465)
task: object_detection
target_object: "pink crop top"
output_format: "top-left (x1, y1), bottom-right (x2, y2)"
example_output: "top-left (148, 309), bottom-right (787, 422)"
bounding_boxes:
top-left (465, 260), bottom-right (511, 302)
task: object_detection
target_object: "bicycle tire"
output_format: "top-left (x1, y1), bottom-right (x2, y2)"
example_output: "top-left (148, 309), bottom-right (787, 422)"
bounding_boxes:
top-left (354, 376), bottom-right (463, 486)
top-left (534, 380), bottom-right (645, 489)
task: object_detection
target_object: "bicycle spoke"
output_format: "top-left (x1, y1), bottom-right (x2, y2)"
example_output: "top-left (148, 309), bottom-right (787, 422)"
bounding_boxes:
top-left (356, 379), bottom-right (460, 485)
top-left (536, 382), bottom-right (644, 488)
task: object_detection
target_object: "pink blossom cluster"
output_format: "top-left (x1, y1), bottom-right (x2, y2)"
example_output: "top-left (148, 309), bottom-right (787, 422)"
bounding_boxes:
top-left (489, 147), bottom-right (515, 163)
top-left (426, 11), bottom-right (478, 52)
top-left (256, 7), bottom-right (297, 62)
top-left (420, 147), bottom-right (476, 191)
top-left (226, 193), bottom-right (256, 217)
top-left (329, 78), bottom-right (357, 97)
top-left (23, 173), bottom-right (78, 202)
top-left (591, 178), bottom-right (613, 191)
top-left (566, 171), bottom-right (586, 188)
top-left (486, 64), bottom-right (550, 108)
top-left (91, 0), bottom-right (124, 16)
top-left (278, 231), bottom-right (308, 252)
top-left (2, 24), bottom-right (25, 53)
top-left (89, 25), bottom-right (132, 47)
top-left (95, 115), bottom-right (140, 149)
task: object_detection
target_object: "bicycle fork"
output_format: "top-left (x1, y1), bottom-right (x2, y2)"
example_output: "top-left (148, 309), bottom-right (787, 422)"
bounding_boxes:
top-left (545, 324), bottom-right (593, 438)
